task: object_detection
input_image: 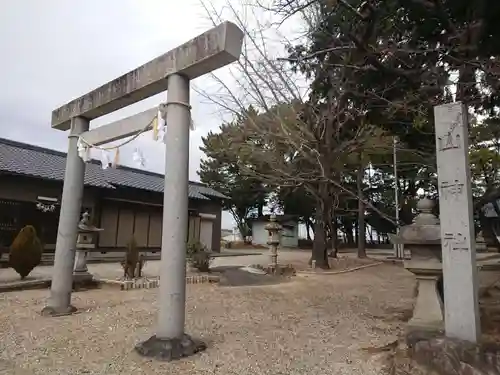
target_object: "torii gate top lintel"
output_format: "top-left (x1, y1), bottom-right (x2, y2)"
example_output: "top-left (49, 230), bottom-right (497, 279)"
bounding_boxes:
top-left (51, 21), bottom-right (244, 131)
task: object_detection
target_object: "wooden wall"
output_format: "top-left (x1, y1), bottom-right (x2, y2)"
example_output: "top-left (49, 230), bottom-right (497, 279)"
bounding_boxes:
top-left (98, 199), bottom-right (202, 249)
top-left (0, 174), bottom-right (223, 252)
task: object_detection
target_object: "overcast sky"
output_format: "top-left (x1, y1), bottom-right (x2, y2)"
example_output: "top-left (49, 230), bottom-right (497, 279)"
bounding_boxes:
top-left (1, 0), bottom-right (281, 229)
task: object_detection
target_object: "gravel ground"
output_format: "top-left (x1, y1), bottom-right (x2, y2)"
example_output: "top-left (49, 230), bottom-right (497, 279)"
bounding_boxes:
top-left (0, 263), bottom-right (415, 375)
top-left (289, 256), bottom-right (379, 272)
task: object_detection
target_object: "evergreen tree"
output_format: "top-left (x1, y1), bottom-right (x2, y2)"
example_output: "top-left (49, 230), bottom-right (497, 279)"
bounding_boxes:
top-left (199, 109), bottom-right (269, 238)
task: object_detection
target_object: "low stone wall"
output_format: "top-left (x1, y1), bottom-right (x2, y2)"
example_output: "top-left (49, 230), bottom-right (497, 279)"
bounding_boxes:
top-left (0, 274), bottom-right (220, 293)
top-left (97, 274), bottom-right (221, 291)
top-left (0, 250), bottom-right (162, 267)
top-left (0, 278), bottom-right (51, 292)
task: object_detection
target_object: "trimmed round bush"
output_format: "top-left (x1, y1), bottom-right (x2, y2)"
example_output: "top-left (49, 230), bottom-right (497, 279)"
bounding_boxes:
top-left (9, 225), bottom-right (43, 279)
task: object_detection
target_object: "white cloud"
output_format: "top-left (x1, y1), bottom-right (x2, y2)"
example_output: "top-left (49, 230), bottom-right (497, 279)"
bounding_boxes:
top-left (0, 0), bottom-right (304, 231)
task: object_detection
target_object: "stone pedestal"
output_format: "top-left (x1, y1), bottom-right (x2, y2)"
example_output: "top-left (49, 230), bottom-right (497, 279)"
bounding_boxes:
top-left (405, 256), bottom-right (444, 332)
top-left (408, 272), bottom-right (444, 331)
top-left (269, 246), bottom-right (278, 268)
top-left (73, 249), bottom-right (93, 283)
top-left (476, 231), bottom-right (487, 253)
top-left (135, 334), bottom-right (206, 361)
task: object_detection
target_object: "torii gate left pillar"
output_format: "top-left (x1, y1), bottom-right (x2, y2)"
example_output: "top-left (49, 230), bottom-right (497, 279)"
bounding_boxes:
top-left (41, 22), bottom-right (244, 361)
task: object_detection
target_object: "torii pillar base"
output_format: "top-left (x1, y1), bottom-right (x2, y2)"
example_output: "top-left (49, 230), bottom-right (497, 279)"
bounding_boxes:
top-left (40, 305), bottom-right (78, 317)
top-left (134, 334), bottom-right (206, 361)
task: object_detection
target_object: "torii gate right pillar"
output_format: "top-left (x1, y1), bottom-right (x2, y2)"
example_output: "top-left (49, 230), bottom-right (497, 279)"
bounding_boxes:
top-left (135, 73), bottom-right (200, 359)
top-left (158, 74), bottom-right (191, 340)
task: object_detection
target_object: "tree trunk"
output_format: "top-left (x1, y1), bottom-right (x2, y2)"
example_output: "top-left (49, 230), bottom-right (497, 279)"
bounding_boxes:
top-left (354, 218), bottom-right (359, 246)
top-left (332, 210), bottom-right (339, 256)
top-left (344, 219), bottom-right (355, 246)
top-left (311, 198), bottom-right (329, 269)
top-left (237, 222), bottom-right (248, 243)
top-left (325, 203), bottom-right (336, 258)
top-left (357, 164), bottom-right (367, 258)
top-left (257, 204), bottom-right (264, 217)
top-left (492, 200), bottom-right (500, 217)
top-left (329, 209), bottom-right (339, 258)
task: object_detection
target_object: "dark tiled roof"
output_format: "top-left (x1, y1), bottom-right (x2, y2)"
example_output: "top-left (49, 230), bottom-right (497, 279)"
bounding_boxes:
top-left (0, 138), bottom-right (228, 201)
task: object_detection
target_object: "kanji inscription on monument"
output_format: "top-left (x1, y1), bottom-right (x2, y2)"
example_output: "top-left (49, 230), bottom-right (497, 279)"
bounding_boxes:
top-left (443, 232), bottom-right (468, 252)
top-left (439, 180), bottom-right (465, 199)
top-left (437, 112), bottom-right (462, 152)
top-left (434, 102), bottom-right (480, 342)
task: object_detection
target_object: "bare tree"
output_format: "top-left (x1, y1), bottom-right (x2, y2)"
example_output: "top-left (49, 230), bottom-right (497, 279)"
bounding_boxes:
top-left (196, 0), bottom-right (399, 267)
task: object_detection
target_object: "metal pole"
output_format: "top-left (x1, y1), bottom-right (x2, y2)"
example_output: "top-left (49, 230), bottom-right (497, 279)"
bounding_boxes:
top-left (42, 117), bottom-right (89, 316)
top-left (393, 136), bottom-right (401, 258)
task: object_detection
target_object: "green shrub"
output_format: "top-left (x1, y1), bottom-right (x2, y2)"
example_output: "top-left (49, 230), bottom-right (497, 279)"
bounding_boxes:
top-left (186, 241), bottom-right (212, 272)
top-left (191, 251), bottom-right (212, 272)
top-left (186, 241), bottom-right (205, 259)
top-left (9, 225), bottom-right (43, 279)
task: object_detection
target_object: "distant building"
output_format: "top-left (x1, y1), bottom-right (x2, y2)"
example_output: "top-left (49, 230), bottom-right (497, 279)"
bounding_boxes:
top-left (249, 215), bottom-right (299, 248)
top-left (0, 138), bottom-right (227, 259)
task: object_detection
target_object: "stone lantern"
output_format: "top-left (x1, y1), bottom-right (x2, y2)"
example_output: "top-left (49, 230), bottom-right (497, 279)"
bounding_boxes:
top-left (393, 197), bottom-right (444, 332)
top-left (73, 211), bottom-right (103, 283)
top-left (265, 214), bottom-right (282, 271)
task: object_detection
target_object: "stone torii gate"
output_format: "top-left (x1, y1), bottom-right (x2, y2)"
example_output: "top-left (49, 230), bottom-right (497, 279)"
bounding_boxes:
top-left (41, 22), bottom-right (244, 360)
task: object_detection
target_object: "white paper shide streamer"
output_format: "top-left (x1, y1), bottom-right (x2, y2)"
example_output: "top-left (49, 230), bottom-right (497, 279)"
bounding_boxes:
top-left (132, 147), bottom-right (146, 168)
top-left (156, 108), bottom-right (167, 143)
top-left (75, 102), bottom-right (195, 169)
top-left (155, 102), bottom-right (195, 143)
top-left (100, 150), bottom-right (111, 170)
top-left (189, 114), bottom-right (195, 131)
top-left (77, 138), bottom-right (91, 162)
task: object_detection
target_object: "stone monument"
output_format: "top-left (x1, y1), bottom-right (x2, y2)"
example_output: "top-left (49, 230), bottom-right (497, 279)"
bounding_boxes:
top-left (398, 197), bottom-right (444, 332)
top-left (434, 102), bottom-right (481, 342)
top-left (265, 214), bottom-right (282, 272)
top-left (42, 21), bottom-right (244, 361)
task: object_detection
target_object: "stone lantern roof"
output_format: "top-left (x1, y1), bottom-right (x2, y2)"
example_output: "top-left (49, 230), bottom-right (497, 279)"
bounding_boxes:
top-left (77, 212), bottom-right (103, 233)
